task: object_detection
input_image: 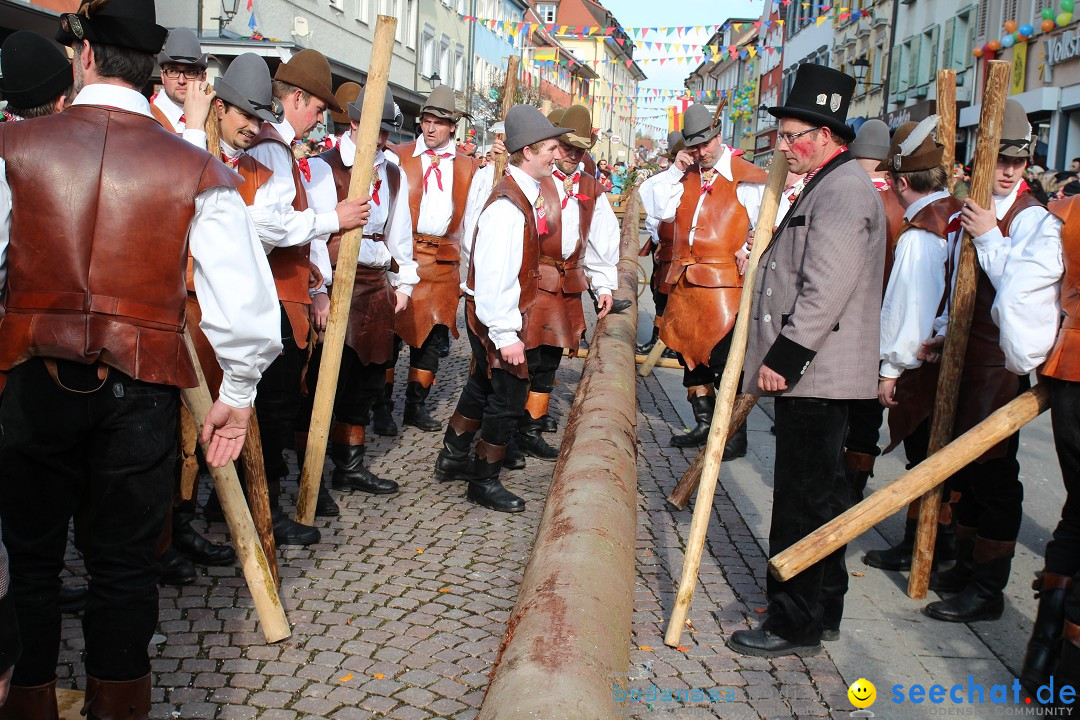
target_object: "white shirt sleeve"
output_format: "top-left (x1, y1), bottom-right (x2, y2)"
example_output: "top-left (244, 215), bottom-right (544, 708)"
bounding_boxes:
top-left (638, 166), bottom-right (684, 223)
top-left (247, 141), bottom-right (339, 250)
top-left (0, 158), bottom-right (10, 297)
top-left (300, 157), bottom-right (338, 290)
top-left (183, 129), bottom-right (208, 150)
top-left (584, 192), bottom-right (620, 296)
top-left (309, 238), bottom-right (331, 294)
top-left (974, 205), bottom-right (1052, 290)
top-left (460, 165), bottom-right (495, 276)
top-left (188, 186), bottom-right (283, 407)
top-left (993, 212), bottom-right (1065, 374)
top-left (386, 171), bottom-right (419, 295)
top-left (879, 228), bottom-right (948, 377)
top-left (736, 181), bottom-right (766, 229)
top-left (472, 198), bottom-right (524, 349)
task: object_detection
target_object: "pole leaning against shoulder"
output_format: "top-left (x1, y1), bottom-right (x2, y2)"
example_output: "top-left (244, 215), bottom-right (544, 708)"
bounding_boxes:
top-left (296, 15), bottom-right (398, 525)
top-left (490, 54), bottom-right (520, 189)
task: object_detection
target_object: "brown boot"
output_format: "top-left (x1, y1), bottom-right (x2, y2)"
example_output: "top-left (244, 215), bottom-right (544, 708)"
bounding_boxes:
top-left (82, 673), bottom-right (151, 720)
top-left (0, 678), bottom-right (60, 720)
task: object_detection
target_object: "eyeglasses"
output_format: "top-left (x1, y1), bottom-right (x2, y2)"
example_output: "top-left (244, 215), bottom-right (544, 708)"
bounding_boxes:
top-left (162, 67), bottom-right (204, 80)
top-left (777, 127), bottom-right (821, 146)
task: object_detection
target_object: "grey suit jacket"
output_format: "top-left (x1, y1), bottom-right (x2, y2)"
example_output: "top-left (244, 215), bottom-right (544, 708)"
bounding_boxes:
top-left (743, 153), bottom-right (885, 400)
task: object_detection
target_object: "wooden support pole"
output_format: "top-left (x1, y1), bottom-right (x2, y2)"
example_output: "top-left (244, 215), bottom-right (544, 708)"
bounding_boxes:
top-left (238, 413), bottom-right (279, 586)
top-left (638, 338), bottom-right (668, 377)
top-left (908, 59), bottom-right (1011, 599)
top-left (297, 15), bottom-right (398, 525)
top-left (937, 70), bottom-right (957, 194)
top-left (180, 330), bottom-right (290, 643)
top-left (663, 157), bottom-right (789, 648)
top-left (666, 394), bottom-right (759, 510)
top-left (490, 55), bottom-right (520, 189)
top-left (770, 383), bottom-right (1050, 582)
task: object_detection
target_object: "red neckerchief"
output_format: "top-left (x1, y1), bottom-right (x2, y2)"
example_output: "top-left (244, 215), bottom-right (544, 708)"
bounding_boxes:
top-left (553, 168), bottom-right (588, 208)
top-left (535, 192), bottom-right (548, 235)
top-left (872, 176), bottom-right (890, 192)
top-left (220, 152), bottom-right (241, 169)
top-left (423, 149), bottom-right (452, 191)
top-left (297, 157), bottom-right (311, 182)
top-left (700, 167), bottom-right (719, 194)
top-left (371, 163), bottom-right (383, 205)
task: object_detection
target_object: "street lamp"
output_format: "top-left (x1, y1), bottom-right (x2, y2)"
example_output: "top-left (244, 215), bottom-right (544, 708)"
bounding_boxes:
top-left (757, 103), bottom-right (771, 126)
top-left (429, 71), bottom-right (441, 89)
top-left (851, 56), bottom-right (883, 88)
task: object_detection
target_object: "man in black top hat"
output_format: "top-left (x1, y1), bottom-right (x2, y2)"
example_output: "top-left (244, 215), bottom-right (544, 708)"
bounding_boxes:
top-left (0, 31), bottom-right (71, 120)
top-left (731, 64), bottom-right (886, 658)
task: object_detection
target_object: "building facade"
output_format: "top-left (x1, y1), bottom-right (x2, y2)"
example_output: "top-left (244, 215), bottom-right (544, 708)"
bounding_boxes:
top-left (830, 0), bottom-right (894, 129)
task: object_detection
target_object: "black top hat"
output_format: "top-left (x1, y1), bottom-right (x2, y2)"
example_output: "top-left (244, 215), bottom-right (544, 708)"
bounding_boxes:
top-left (0, 31), bottom-right (72, 110)
top-left (215, 53), bottom-right (281, 124)
top-left (56, 0), bottom-right (168, 56)
top-left (350, 85), bottom-right (402, 133)
top-left (769, 64), bottom-right (857, 142)
top-left (504, 104), bottom-right (568, 154)
top-left (157, 27), bottom-right (208, 69)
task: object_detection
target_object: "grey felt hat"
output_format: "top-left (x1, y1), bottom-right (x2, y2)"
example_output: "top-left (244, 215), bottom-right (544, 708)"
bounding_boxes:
top-left (504, 104), bottom-right (568, 154)
top-left (999, 99), bottom-right (1035, 158)
top-left (215, 53), bottom-right (281, 124)
top-left (350, 85), bottom-right (402, 132)
top-left (681, 103), bottom-right (720, 148)
top-left (421, 84), bottom-right (468, 122)
top-left (665, 130), bottom-right (685, 159)
top-left (157, 27), bottom-right (207, 69)
top-left (850, 119), bottom-right (891, 161)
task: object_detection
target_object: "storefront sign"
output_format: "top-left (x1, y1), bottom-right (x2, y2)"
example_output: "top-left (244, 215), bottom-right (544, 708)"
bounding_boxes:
top-left (1012, 41), bottom-right (1028, 95)
top-left (755, 133), bottom-right (773, 151)
top-left (1043, 28), bottom-right (1080, 83)
top-left (882, 99), bottom-right (936, 131)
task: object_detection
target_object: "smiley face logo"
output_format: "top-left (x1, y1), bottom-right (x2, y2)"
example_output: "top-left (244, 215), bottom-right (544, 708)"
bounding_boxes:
top-left (848, 678), bottom-right (876, 709)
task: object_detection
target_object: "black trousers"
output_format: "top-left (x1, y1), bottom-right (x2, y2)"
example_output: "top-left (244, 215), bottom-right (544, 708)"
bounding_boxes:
top-left (408, 325), bottom-right (449, 373)
top-left (454, 327), bottom-right (530, 446)
top-left (653, 287), bottom-right (668, 319)
top-left (297, 344), bottom-right (387, 430)
top-left (845, 399), bottom-right (884, 457)
top-left (0, 359), bottom-right (177, 684)
top-left (680, 328), bottom-right (734, 389)
top-left (256, 308), bottom-right (304, 482)
top-left (764, 396), bottom-right (851, 644)
top-left (1047, 378), bottom-right (1080, 577)
top-left (526, 345), bottom-right (565, 396)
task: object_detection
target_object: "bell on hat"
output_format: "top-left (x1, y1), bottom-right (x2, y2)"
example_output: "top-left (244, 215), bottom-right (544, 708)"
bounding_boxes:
top-left (681, 103), bottom-right (720, 148)
top-left (504, 104), bottom-right (568, 154)
top-left (877, 116), bottom-right (945, 173)
top-left (56, 0), bottom-right (168, 55)
top-left (421, 84), bottom-right (467, 122)
top-left (769, 64), bottom-right (857, 142)
top-left (330, 81), bottom-right (361, 125)
top-left (157, 27), bottom-right (207, 69)
top-left (850, 119), bottom-right (891, 162)
top-left (350, 85), bottom-right (402, 132)
top-left (274, 49), bottom-right (341, 113)
top-left (0, 30), bottom-right (72, 111)
top-left (558, 104), bottom-right (594, 149)
top-left (999, 99), bottom-right (1035, 158)
top-left (214, 53), bottom-right (281, 124)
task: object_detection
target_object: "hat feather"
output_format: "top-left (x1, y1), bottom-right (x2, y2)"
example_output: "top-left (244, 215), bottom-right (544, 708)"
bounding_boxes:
top-left (898, 114), bottom-right (940, 157)
top-left (81, 0), bottom-right (111, 16)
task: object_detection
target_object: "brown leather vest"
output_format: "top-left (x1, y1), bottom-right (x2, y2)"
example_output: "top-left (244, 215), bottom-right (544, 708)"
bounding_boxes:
top-left (665, 157), bottom-right (767, 291)
top-left (897, 194), bottom-right (963, 240)
top-left (394, 140), bottom-right (478, 260)
top-left (880, 182), bottom-right (906, 289)
top-left (1043, 196), bottom-right (1080, 381)
top-left (0, 105), bottom-right (241, 387)
top-left (149, 97), bottom-right (178, 134)
top-left (656, 217), bottom-right (676, 262)
top-left (317, 147), bottom-right (401, 267)
top-left (535, 172), bottom-right (597, 295)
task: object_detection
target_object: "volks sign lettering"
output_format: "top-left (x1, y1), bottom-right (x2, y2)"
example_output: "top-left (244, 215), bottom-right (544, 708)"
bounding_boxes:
top-left (1043, 29), bottom-right (1080, 83)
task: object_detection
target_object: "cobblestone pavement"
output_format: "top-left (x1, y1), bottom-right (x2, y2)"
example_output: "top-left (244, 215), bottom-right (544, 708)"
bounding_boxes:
top-left (54, 327), bottom-right (859, 719)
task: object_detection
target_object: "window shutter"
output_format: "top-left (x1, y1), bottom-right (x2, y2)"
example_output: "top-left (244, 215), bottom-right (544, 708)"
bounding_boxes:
top-left (928, 24), bottom-right (940, 79)
top-left (942, 17), bottom-right (955, 73)
top-left (891, 45), bottom-right (902, 93)
top-left (907, 35), bottom-right (921, 88)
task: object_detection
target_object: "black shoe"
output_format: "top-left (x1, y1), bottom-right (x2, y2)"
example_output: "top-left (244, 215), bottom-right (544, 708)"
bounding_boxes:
top-left (467, 449), bottom-right (525, 513)
top-left (1021, 573), bottom-right (1072, 695)
top-left (671, 393), bottom-right (714, 448)
top-left (517, 421), bottom-right (559, 460)
top-left (503, 439), bottom-right (526, 470)
top-left (864, 519), bottom-right (954, 572)
top-left (726, 628), bottom-right (821, 657)
top-left (1053, 622), bottom-right (1080, 695)
top-left (607, 298), bottom-right (633, 314)
top-left (435, 451), bottom-right (473, 482)
top-left (158, 548), bottom-right (197, 586)
top-left (331, 443), bottom-right (399, 494)
top-left (316, 484), bottom-right (340, 517)
top-left (925, 545), bottom-right (1013, 623)
top-left (636, 327), bottom-right (660, 355)
top-left (436, 414), bottom-right (479, 482)
top-left (539, 414), bottom-right (558, 434)
top-left (403, 381), bottom-right (442, 431)
top-left (661, 347), bottom-right (678, 360)
top-left (203, 489), bottom-right (224, 523)
top-left (722, 421), bottom-right (747, 460)
top-left (172, 507), bottom-right (236, 566)
top-left (821, 628), bottom-right (840, 642)
top-left (59, 583), bottom-right (87, 614)
top-left (271, 506), bottom-right (320, 546)
top-left (372, 383), bottom-right (399, 437)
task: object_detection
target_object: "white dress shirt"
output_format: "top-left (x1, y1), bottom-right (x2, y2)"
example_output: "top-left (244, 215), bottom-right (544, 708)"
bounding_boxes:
top-left (304, 132), bottom-right (418, 294)
top-left (0, 84), bottom-right (281, 407)
top-left (879, 190), bottom-right (952, 378)
top-left (638, 145), bottom-right (766, 245)
top-left (466, 165), bottom-right (540, 349)
top-left (552, 163), bottom-right (619, 296)
top-left (456, 164), bottom-right (498, 278)
top-left (413, 139), bottom-right (456, 237)
top-left (246, 118), bottom-right (340, 251)
top-left (151, 90), bottom-right (209, 148)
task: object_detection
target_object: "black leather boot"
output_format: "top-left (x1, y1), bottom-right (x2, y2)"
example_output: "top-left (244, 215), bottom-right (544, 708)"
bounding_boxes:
top-left (540, 414), bottom-right (558, 434)
top-left (924, 538), bottom-right (1014, 623)
top-left (158, 547), bottom-right (196, 586)
top-left (723, 420), bottom-right (747, 460)
top-left (467, 441), bottom-right (525, 513)
top-left (435, 412), bottom-right (480, 482)
top-left (0, 678), bottom-right (59, 720)
top-left (172, 503), bottom-right (236, 566)
top-left (519, 392), bottom-right (558, 459)
top-left (503, 438), bottom-right (526, 470)
top-left (372, 378), bottom-right (399, 437)
top-left (59, 582), bottom-right (88, 613)
top-left (83, 673), bottom-right (151, 720)
top-left (1021, 573), bottom-right (1072, 694)
top-left (671, 388), bottom-right (714, 448)
top-left (1054, 620), bottom-right (1080, 694)
top-left (845, 450), bottom-right (875, 502)
top-left (636, 326), bottom-right (660, 355)
top-left (331, 443), bottom-right (399, 494)
top-left (203, 488), bottom-right (224, 523)
top-left (929, 525), bottom-right (977, 592)
top-left (269, 484), bottom-right (320, 546)
top-left (865, 515), bottom-right (955, 572)
top-left (403, 369), bottom-right (442, 431)
top-left (296, 432), bottom-right (340, 517)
